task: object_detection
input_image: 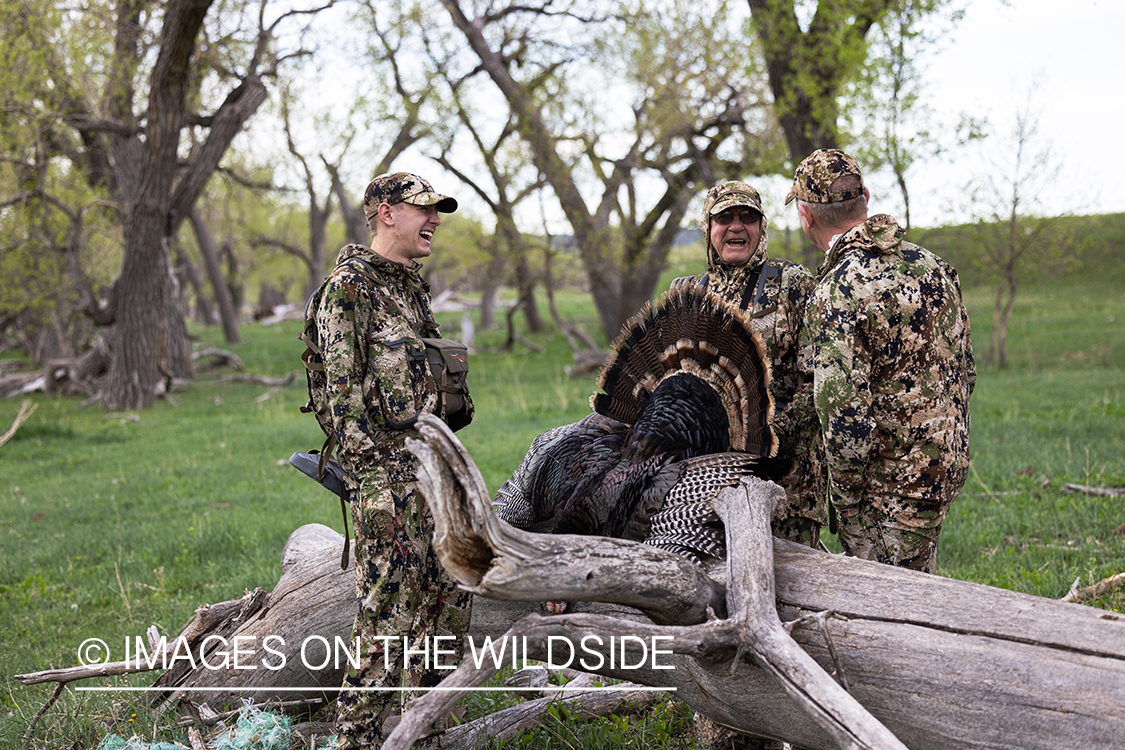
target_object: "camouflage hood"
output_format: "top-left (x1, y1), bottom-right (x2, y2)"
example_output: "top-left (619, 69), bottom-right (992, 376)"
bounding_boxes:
top-left (334, 244), bottom-right (429, 294)
top-left (700, 182), bottom-right (771, 296)
top-left (817, 214), bottom-right (905, 279)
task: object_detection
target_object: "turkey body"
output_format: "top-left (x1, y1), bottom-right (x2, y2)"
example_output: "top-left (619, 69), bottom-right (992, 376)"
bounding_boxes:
top-left (494, 286), bottom-right (787, 567)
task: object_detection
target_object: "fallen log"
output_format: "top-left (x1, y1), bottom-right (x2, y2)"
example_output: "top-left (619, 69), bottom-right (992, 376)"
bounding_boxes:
top-left (397, 413), bottom-right (1125, 750)
top-left (216, 371), bottom-right (297, 387)
top-left (17, 525), bottom-right (1125, 748)
top-left (192, 346), bottom-right (245, 371)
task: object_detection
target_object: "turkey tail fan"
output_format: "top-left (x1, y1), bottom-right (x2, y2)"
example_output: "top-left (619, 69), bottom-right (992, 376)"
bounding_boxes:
top-left (592, 284), bottom-right (777, 458)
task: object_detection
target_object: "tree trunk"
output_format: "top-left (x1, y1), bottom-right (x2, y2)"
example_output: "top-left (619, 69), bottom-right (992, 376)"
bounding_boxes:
top-left (222, 237), bottom-right (244, 316)
top-left (747, 0), bottom-right (892, 162)
top-left (998, 268), bottom-right (1018, 370)
top-left (102, 0), bottom-right (212, 410)
top-left (514, 255), bottom-right (543, 334)
top-left (325, 160), bottom-right (369, 247)
top-left (105, 223), bottom-right (195, 409)
top-left (173, 246), bottom-right (215, 325)
top-left (477, 250), bottom-right (504, 330)
top-left (305, 196), bottom-right (329, 301)
top-left (188, 207), bottom-right (240, 344)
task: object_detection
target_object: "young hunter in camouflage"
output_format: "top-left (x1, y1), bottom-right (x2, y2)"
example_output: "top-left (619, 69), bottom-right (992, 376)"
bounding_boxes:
top-left (311, 173), bottom-right (472, 748)
top-left (788, 149), bottom-right (975, 574)
top-left (680, 181), bottom-right (826, 547)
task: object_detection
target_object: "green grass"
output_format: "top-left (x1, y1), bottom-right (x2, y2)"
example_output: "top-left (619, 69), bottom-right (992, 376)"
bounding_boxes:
top-left (2, 248), bottom-right (1125, 746)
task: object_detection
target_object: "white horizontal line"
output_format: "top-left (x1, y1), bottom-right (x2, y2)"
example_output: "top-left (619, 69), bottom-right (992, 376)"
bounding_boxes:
top-left (75, 685), bottom-right (675, 693)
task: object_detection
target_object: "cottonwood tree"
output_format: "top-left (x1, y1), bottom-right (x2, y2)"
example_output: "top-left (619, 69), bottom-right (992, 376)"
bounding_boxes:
top-left (0, 0), bottom-right (336, 409)
top-left (438, 0), bottom-right (778, 340)
top-left (965, 86), bottom-right (1069, 369)
top-left (0, 2), bottom-right (122, 362)
top-left (846, 0), bottom-right (979, 232)
top-left (424, 37), bottom-right (549, 333)
top-left (102, 0), bottom-right (342, 409)
top-left (745, 0), bottom-right (955, 267)
top-left (746, 0), bottom-right (898, 159)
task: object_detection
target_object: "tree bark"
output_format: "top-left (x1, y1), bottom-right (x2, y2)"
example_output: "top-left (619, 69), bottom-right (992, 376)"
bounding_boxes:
top-left (102, 0), bottom-right (212, 410)
top-left (188, 207), bottom-right (241, 343)
top-left (746, 0), bottom-right (892, 161)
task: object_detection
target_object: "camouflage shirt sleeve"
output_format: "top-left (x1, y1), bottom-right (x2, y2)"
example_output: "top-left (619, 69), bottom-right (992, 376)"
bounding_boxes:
top-left (761, 261), bottom-right (817, 449)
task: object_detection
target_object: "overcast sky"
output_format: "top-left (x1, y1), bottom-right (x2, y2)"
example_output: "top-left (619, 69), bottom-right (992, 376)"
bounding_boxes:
top-left (795, 0), bottom-right (1125, 229)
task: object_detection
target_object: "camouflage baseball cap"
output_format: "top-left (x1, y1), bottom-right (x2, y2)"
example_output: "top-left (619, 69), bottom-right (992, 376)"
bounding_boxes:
top-left (700, 181), bottom-right (764, 231)
top-left (783, 149), bottom-right (865, 205)
top-left (363, 172), bottom-right (458, 220)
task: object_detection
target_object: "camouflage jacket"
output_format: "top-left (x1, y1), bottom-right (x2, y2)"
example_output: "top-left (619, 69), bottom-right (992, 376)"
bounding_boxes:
top-left (687, 213), bottom-right (816, 447)
top-left (805, 214), bottom-right (976, 509)
top-left (315, 244), bottom-right (440, 489)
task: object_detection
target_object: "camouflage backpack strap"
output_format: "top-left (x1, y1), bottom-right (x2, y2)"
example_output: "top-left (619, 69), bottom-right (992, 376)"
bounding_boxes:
top-left (298, 280), bottom-right (339, 468)
top-left (342, 255), bottom-right (380, 282)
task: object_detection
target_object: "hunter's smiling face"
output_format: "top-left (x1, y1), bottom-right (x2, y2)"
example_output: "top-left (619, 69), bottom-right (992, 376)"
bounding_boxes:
top-left (384, 202), bottom-right (442, 264)
top-left (710, 207), bottom-right (762, 266)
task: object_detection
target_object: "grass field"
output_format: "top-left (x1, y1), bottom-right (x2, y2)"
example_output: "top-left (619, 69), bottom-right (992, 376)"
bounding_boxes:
top-left (1, 229), bottom-right (1124, 748)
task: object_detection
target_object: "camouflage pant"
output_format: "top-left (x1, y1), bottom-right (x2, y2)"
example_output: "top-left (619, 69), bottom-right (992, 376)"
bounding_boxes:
top-left (834, 494), bottom-right (950, 574)
top-left (335, 442), bottom-right (472, 749)
top-left (771, 442), bottom-right (827, 549)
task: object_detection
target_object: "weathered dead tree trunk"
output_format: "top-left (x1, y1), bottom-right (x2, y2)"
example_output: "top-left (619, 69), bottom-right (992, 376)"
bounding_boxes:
top-left (395, 414), bottom-right (1125, 750)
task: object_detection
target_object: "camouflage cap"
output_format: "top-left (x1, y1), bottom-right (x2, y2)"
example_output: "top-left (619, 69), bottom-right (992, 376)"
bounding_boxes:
top-left (363, 172), bottom-right (458, 220)
top-left (784, 149), bottom-right (865, 205)
top-left (700, 181), bottom-right (764, 231)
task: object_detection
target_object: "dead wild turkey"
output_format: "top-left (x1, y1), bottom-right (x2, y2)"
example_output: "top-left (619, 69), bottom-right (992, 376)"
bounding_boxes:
top-left (495, 285), bottom-right (786, 568)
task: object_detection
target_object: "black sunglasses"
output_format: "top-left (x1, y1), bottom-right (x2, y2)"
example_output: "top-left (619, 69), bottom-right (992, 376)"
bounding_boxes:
top-left (712, 208), bottom-right (760, 226)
